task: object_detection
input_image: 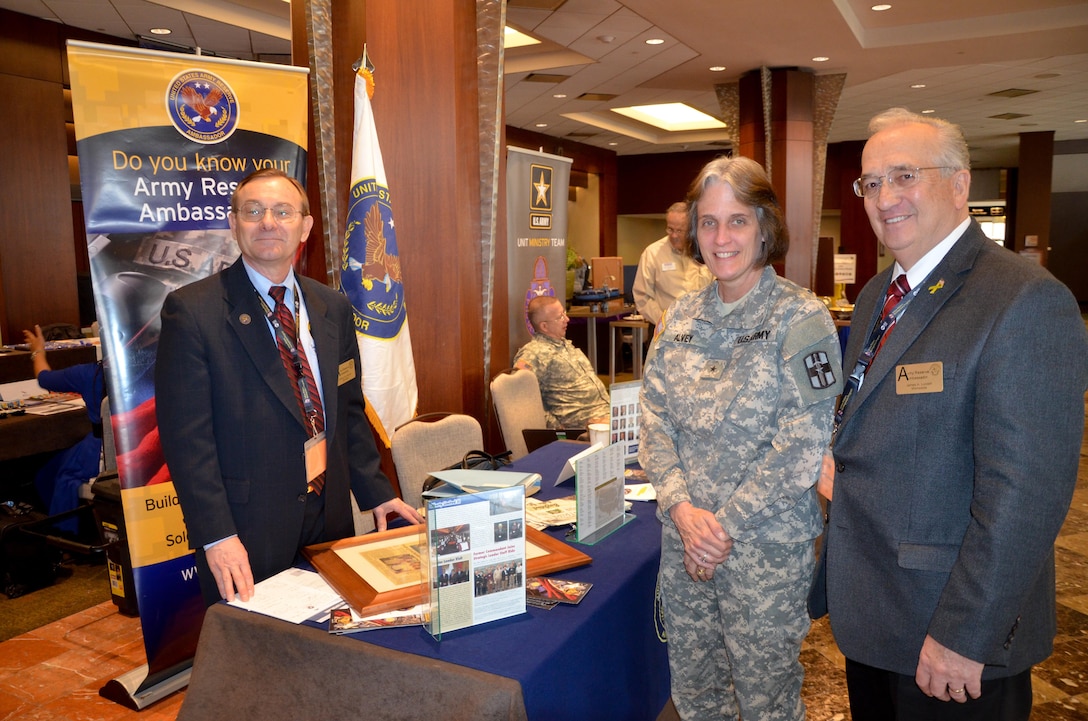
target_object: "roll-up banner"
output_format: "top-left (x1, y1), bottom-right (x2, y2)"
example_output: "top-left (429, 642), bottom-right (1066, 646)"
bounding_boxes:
top-left (505, 147), bottom-right (571, 357)
top-left (67, 41), bottom-right (309, 709)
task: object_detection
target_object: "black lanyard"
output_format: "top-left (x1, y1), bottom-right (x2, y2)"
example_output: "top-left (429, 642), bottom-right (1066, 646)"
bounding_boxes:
top-left (830, 283), bottom-right (920, 446)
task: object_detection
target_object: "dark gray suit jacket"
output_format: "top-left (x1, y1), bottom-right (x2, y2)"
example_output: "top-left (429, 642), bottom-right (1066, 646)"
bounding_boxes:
top-left (826, 221), bottom-right (1088, 678)
top-left (156, 259), bottom-right (395, 600)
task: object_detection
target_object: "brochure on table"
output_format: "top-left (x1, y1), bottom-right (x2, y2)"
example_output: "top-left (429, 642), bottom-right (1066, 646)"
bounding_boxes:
top-left (609, 380), bottom-right (641, 462)
top-left (421, 468), bottom-right (542, 500)
top-left (424, 486), bottom-right (527, 638)
top-left (573, 441), bottom-right (633, 545)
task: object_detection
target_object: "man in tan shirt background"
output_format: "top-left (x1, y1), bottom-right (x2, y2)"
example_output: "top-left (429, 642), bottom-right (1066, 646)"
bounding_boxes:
top-left (632, 201), bottom-right (713, 327)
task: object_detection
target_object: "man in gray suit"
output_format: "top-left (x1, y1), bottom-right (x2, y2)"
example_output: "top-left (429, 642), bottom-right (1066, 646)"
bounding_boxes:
top-left (819, 108), bottom-right (1088, 719)
top-left (156, 169), bottom-right (422, 606)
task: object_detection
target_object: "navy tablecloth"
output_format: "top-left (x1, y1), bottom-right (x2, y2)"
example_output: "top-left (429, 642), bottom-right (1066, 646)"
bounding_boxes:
top-left (311, 440), bottom-right (671, 721)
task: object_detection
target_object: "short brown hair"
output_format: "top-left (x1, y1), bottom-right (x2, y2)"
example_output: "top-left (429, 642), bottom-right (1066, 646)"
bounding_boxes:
top-left (686, 156), bottom-right (787, 268)
top-left (230, 168), bottom-right (310, 216)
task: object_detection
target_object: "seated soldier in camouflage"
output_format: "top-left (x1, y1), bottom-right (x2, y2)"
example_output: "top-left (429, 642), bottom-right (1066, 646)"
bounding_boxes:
top-left (513, 296), bottom-right (610, 430)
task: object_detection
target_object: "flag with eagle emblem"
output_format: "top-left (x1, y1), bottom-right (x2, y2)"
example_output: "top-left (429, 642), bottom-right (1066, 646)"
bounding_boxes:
top-left (340, 61), bottom-right (417, 446)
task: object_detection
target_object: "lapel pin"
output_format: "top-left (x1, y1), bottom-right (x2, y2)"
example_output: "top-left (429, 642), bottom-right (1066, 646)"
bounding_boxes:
top-left (239, 313), bottom-right (252, 325)
top-left (928, 279), bottom-right (944, 294)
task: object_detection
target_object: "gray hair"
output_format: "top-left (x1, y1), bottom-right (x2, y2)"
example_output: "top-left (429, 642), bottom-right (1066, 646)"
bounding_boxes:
top-left (868, 107), bottom-right (971, 172)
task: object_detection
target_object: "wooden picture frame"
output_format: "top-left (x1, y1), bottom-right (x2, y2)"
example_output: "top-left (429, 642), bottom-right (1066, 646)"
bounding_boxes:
top-left (303, 525), bottom-right (591, 617)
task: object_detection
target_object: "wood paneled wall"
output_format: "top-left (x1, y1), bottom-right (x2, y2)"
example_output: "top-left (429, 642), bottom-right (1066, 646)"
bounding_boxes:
top-left (292, 0), bottom-right (496, 431)
top-left (0, 11), bottom-right (78, 343)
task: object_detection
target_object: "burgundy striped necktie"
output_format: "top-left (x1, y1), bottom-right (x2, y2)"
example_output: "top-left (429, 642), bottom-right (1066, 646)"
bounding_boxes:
top-left (269, 285), bottom-right (325, 494)
top-left (874, 273), bottom-right (910, 357)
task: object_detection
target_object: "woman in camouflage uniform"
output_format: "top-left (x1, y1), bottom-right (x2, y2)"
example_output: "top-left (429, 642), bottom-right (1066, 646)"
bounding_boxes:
top-left (639, 157), bottom-right (842, 720)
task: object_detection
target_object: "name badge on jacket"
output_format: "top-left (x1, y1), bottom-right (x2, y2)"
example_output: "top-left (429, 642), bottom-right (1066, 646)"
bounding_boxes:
top-left (338, 359), bottom-right (356, 385)
top-left (895, 362), bottom-right (943, 395)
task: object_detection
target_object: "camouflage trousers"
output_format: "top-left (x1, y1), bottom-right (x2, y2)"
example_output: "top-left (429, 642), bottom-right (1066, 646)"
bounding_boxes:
top-left (659, 525), bottom-right (813, 721)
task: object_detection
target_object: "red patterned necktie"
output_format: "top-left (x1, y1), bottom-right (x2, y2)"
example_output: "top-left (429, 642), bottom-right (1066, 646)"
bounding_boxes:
top-left (269, 285), bottom-right (325, 494)
top-left (874, 273), bottom-right (910, 357)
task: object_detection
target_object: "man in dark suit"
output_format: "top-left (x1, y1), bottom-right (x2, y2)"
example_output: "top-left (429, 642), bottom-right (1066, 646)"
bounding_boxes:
top-left (156, 168), bottom-right (422, 606)
top-left (820, 108), bottom-right (1088, 719)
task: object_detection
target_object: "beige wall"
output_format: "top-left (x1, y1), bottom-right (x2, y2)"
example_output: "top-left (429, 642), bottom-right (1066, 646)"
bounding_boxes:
top-left (617, 216), bottom-right (665, 266)
top-left (567, 173), bottom-right (600, 263)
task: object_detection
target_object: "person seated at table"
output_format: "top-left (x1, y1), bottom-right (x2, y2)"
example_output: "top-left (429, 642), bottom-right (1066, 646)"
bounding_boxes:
top-left (514, 295), bottom-right (610, 430)
top-left (21, 324), bottom-right (107, 522)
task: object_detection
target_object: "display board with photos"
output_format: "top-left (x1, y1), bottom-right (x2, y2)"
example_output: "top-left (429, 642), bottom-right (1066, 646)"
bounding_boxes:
top-left (609, 379), bottom-right (641, 461)
top-left (304, 495), bottom-right (591, 626)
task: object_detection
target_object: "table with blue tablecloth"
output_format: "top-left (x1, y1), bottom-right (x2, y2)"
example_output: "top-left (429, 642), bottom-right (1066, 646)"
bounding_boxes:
top-left (179, 440), bottom-right (670, 721)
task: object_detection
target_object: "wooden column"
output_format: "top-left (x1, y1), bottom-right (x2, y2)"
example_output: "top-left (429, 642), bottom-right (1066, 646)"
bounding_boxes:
top-left (292, 0), bottom-right (491, 425)
top-left (829, 140), bottom-right (878, 299)
top-left (738, 68), bottom-right (817, 289)
top-left (0, 11), bottom-right (79, 342)
top-left (1010, 131), bottom-right (1054, 265)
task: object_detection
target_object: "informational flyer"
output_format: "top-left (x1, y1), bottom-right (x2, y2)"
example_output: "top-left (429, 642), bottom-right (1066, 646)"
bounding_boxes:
top-left (574, 442), bottom-right (628, 543)
top-left (609, 380), bottom-right (642, 461)
top-left (424, 487), bottom-right (527, 637)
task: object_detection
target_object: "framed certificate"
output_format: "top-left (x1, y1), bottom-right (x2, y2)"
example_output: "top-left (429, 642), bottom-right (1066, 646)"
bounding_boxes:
top-left (304, 525), bottom-right (590, 617)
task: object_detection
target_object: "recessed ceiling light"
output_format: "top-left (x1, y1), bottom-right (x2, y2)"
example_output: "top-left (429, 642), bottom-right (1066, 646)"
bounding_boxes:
top-left (150, 27), bottom-right (171, 35)
top-left (910, 84), bottom-right (926, 89)
top-left (553, 94), bottom-right (567, 99)
top-left (922, 109), bottom-right (936, 114)
top-left (535, 123), bottom-right (548, 128)
top-left (1075, 119), bottom-right (1088, 124)
top-left (709, 66), bottom-right (726, 72)
top-left (872, 4), bottom-right (892, 10)
top-left (645, 38), bottom-right (665, 45)
top-left (812, 57), bottom-right (829, 63)
top-left (612, 102), bottom-right (727, 132)
top-left (608, 142), bottom-right (619, 146)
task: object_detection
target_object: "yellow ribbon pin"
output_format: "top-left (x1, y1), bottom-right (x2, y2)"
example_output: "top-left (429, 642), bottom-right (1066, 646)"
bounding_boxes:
top-left (928, 279), bottom-right (945, 294)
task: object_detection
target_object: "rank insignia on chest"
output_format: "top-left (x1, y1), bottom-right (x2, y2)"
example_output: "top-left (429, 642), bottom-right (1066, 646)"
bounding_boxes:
top-left (700, 360), bottom-right (726, 380)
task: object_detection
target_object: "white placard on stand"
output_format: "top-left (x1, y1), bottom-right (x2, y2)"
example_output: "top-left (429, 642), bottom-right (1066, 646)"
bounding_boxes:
top-left (573, 442), bottom-right (633, 545)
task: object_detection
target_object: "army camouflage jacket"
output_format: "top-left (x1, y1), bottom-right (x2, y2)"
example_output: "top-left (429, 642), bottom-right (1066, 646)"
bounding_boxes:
top-left (639, 266), bottom-right (842, 544)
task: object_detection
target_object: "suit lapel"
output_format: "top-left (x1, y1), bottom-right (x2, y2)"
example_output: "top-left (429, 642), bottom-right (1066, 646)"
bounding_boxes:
top-left (223, 260), bottom-right (308, 430)
top-left (840, 223), bottom-right (983, 427)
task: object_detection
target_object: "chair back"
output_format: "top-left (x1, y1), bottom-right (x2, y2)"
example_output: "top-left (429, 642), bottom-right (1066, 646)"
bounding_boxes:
top-left (391, 413), bottom-right (485, 509)
top-left (490, 368), bottom-right (547, 460)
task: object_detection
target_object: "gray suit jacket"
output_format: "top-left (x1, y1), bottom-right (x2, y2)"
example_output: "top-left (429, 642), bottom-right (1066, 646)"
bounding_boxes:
top-left (156, 259), bottom-right (395, 600)
top-left (826, 221), bottom-right (1088, 678)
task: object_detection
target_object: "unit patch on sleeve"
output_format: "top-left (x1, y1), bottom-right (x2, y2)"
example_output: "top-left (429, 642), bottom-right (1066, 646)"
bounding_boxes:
top-left (804, 350), bottom-right (836, 390)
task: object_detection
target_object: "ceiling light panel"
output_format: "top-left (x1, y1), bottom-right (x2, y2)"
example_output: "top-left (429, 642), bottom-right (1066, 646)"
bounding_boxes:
top-left (612, 103), bottom-right (726, 132)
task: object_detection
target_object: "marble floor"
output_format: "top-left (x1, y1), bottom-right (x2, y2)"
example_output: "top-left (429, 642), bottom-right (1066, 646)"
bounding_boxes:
top-left (1, 397), bottom-right (1086, 720)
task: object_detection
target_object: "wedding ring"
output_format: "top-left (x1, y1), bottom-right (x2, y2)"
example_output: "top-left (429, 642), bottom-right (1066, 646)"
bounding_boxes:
top-left (949, 687), bottom-right (965, 695)
top-left (700, 553), bottom-right (707, 563)
top-left (696, 567), bottom-right (704, 577)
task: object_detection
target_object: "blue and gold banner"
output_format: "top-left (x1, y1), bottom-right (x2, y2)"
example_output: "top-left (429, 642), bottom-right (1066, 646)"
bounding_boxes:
top-left (67, 40), bottom-right (309, 703)
top-left (340, 64), bottom-right (417, 446)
